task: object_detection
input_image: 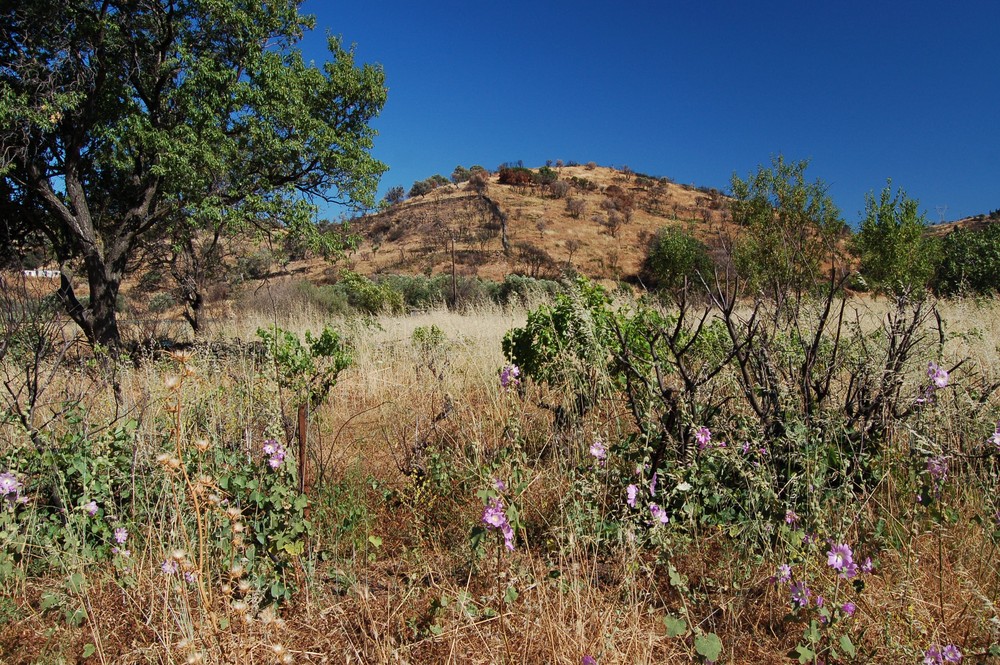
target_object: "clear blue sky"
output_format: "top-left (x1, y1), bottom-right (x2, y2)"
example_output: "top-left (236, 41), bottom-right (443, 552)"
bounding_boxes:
top-left (301, 1), bottom-right (999, 224)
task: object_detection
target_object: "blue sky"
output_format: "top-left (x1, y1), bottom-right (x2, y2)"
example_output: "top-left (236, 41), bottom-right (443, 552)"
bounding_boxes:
top-left (301, 1), bottom-right (999, 224)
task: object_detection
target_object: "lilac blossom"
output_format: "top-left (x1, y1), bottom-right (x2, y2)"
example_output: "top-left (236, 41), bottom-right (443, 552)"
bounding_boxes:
top-left (83, 501), bottom-right (98, 516)
top-left (841, 601), bottom-right (856, 617)
top-left (860, 557), bottom-right (874, 574)
top-left (928, 362), bottom-right (950, 389)
top-left (827, 543), bottom-right (853, 573)
top-left (941, 645), bottom-right (962, 663)
top-left (648, 503), bottom-right (669, 525)
top-left (776, 564), bottom-right (792, 584)
top-left (500, 364), bottom-right (521, 390)
top-left (589, 439), bottom-right (607, 465)
top-left (582, 656), bottom-right (597, 665)
top-left (0, 471), bottom-right (22, 498)
top-left (161, 559), bottom-right (179, 575)
top-left (784, 510), bottom-right (799, 526)
top-left (482, 497), bottom-right (515, 551)
top-left (694, 426), bottom-right (712, 450)
top-left (990, 422), bottom-right (1000, 450)
top-left (927, 456), bottom-right (949, 485)
top-left (648, 472), bottom-right (658, 496)
top-left (114, 527), bottom-right (128, 545)
top-left (924, 644), bottom-right (962, 664)
top-left (790, 581), bottom-right (811, 608)
top-left (263, 439), bottom-right (286, 469)
top-left (625, 484), bottom-right (638, 508)
top-left (493, 478), bottom-right (507, 492)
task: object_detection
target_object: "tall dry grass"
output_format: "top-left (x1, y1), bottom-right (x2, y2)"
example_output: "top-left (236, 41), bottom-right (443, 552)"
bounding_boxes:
top-left (1, 288), bottom-right (1000, 663)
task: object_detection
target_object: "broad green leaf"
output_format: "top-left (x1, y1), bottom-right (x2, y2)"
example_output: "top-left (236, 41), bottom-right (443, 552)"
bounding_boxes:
top-left (694, 632), bottom-right (722, 661)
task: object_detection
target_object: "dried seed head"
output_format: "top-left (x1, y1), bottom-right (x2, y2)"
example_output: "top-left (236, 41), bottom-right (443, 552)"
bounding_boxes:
top-left (171, 549), bottom-right (187, 562)
top-left (271, 644), bottom-right (286, 657)
top-left (230, 564), bottom-right (244, 578)
top-left (170, 350), bottom-right (194, 364)
top-left (238, 579), bottom-right (252, 594)
top-left (167, 457), bottom-right (182, 470)
top-left (186, 653), bottom-right (204, 664)
top-left (281, 654), bottom-right (293, 665)
top-left (195, 438), bottom-right (211, 452)
top-left (220, 583), bottom-right (232, 596)
top-left (231, 600), bottom-right (248, 614)
top-left (164, 375), bottom-right (182, 390)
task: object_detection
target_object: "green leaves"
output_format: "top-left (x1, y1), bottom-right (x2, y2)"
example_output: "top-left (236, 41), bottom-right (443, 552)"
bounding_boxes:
top-left (694, 633), bottom-right (723, 662)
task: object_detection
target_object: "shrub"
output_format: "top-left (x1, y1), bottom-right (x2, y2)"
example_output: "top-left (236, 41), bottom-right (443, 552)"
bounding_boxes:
top-left (337, 270), bottom-right (404, 314)
top-left (566, 198), bottom-right (586, 219)
top-left (853, 182), bottom-right (938, 295)
top-left (641, 226), bottom-right (713, 291)
top-left (935, 223), bottom-right (1000, 295)
top-left (383, 186), bottom-right (405, 206)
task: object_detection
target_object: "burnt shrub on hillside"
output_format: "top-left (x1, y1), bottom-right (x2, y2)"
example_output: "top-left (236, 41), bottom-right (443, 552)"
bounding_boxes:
top-left (516, 242), bottom-right (559, 279)
top-left (498, 166), bottom-right (536, 187)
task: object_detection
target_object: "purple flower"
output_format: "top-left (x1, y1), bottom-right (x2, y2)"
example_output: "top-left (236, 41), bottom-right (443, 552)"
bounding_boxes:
top-left (482, 497), bottom-right (515, 551)
top-left (827, 543), bottom-right (853, 573)
top-left (114, 527), bottom-right (128, 545)
top-left (941, 644), bottom-right (962, 663)
top-left (263, 439), bottom-right (286, 469)
top-left (815, 595), bottom-right (825, 608)
top-left (648, 472), bottom-right (658, 496)
top-left (790, 581), bottom-right (811, 608)
top-left (927, 456), bottom-right (949, 485)
top-left (776, 563), bottom-right (792, 584)
top-left (482, 498), bottom-right (507, 529)
top-left (582, 656), bottom-right (597, 665)
top-left (500, 364), bottom-right (521, 390)
top-left (861, 557), bottom-right (873, 573)
top-left (741, 441), bottom-right (751, 454)
top-left (161, 559), bottom-right (179, 575)
top-left (183, 570), bottom-right (198, 584)
top-left (493, 478), bottom-right (507, 492)
top-left (648, 503), bottom-right (669, 525)
top-left (625, 484), bottom-right (638, 508)
top-left (83, 501), bottom-right (98, 516)
top-left (928, 362), bottom-right (949, 389)
top-left (0, 471), bottom-right (22, 497)
top-left (784, 510), bottom-right (799, 526)
top-left (589, 439), bottom-right (607, 464)
top-left (841, 601), bottom-right (856, 617)
top-left (923, 646), bottom-right (942, 664)
top-left (694, 426), bottom-right (711, 450)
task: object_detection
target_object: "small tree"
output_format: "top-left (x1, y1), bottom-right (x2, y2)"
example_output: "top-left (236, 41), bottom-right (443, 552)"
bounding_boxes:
top-left (935, 224), bottom-right (1000, 295)
top-left (566, 198), bottom-right (586, 219)
top-left (384, 186), bottom-right (406, 206)
top-left (730, 156), bottom-right (848, 301)
top-left (853, 182), bottom-right (938, 295)
top-left (642, 226), bottom-right (712, 291)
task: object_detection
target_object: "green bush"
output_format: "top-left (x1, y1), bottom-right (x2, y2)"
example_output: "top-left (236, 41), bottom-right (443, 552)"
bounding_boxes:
top-left (641, 225), bottom-right (713, 291)
top-left (338, 270), bottom-right (404, 315)
top-left (852, 183), bottom-right (939, 295)
top-left (935, 223), bottom-right (1000, 296)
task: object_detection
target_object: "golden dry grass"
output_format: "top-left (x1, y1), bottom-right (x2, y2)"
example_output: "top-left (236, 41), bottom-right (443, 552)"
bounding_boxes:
top-left (2, 291), bottom-right (1000, 663)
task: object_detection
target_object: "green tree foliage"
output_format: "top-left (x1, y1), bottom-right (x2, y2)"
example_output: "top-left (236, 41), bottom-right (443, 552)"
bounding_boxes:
top-left (853, 182), bottom-right (938, 295)
top-left (642, 226), bottom-right (713, 291)
top-left (730, 157), bottom-right (848, 299)
top-left (0, 0), bottom-right (386, 351)
top-left (935, 223), bottom-right (1000, 296)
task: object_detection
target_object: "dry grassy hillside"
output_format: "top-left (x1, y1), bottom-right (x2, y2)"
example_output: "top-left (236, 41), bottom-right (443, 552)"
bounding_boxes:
top-left (344, 165), bottom-right (729, 282)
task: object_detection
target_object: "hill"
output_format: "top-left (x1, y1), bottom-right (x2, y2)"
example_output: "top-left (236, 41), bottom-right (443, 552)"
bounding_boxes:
top-left (342, 164), bottom-right (729, 283)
